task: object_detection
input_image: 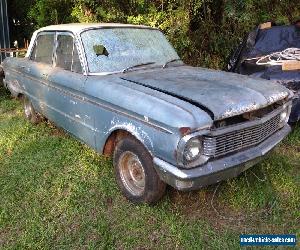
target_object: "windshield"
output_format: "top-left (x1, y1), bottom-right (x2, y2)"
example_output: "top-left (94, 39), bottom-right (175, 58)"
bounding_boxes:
top-left (81, 28), bottom-right (180, 73)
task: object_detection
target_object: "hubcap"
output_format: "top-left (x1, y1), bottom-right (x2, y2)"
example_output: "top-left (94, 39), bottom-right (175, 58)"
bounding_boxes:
top-left (24, 101), bottom-right (32, 118)
top-left (119, 151), bottom-right (145, 196)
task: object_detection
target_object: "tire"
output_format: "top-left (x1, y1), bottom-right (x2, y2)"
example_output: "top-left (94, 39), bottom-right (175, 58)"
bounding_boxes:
top-left (113, 136), bottom-right (166, 204)
top-left (23, 96), bottom-right (41, 124)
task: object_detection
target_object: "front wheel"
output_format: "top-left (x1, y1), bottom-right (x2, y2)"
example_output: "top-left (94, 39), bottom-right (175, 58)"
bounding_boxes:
top-left (113, 136), bottom-right (166, 204)
top-left (23, 96), bottom-right (41, 124)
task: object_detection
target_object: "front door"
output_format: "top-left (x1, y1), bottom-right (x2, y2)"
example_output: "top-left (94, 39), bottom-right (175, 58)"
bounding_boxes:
top-left (48, 32), bottom-right (95, 148)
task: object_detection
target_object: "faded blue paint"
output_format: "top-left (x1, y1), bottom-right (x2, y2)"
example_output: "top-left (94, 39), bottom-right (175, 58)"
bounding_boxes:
top-left (4, 57), bottom-right (194, 165)
top-left (121, 66), bottom-right (291, 120)
top-left (2, 25), bottom-right (293, 170)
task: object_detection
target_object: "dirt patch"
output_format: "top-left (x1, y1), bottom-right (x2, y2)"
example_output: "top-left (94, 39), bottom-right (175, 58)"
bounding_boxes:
top-left (167, 184), bottom-right (288, 233)
top-left (167, 185), bottom-right (247, 231)
top-left (48, 123), bottom-right (68, 138)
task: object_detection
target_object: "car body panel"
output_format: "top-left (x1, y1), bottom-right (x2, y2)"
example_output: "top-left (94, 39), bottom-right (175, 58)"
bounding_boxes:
top-left (4, 58), bottom-right (197, 165)
top-left (122, 66), bottom-right (291, 120)
top-left (154, 124), bottom-right (291, 190)
top-left (1, 23), bottom-right (293, 189)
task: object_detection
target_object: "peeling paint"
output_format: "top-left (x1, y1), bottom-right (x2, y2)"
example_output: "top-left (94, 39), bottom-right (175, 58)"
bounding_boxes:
top-left (108, 118), bottom-right (154, 151)
top-left (220, 102), bottom-right (260, 119)
top-left (267, 91), bottom-right (289, 103)
top-left (40, 102), bottom-right (46, 112)
top-left (122, 66), bottom-right (291, 121)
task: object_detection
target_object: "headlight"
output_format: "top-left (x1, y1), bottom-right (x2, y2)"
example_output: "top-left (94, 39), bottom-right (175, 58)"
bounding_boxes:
top-left (183, 137), bottom-right (203, 162)
top-left (279, 107), bottom-right (290, 124)
top-left (280, 111), bottom-right (287, 123)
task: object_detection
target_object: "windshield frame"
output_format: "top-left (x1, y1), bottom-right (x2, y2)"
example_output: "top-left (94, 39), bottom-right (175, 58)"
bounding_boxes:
top-left (79, 27), bottom-right (180, 75)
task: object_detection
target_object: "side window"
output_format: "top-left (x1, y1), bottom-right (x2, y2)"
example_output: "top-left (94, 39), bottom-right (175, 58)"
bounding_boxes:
top-left (56, 34), bottom-right (82, 73)
top-left (30, 34), bottom-right (55, 65)
top-left (30, 43), bottom-right (37, 60)
top-left (72, 44), bottom-right (82, 73)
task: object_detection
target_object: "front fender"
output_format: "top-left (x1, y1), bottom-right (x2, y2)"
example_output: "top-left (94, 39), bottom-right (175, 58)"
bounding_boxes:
top-left (103, 118), bottom-right (155, 156)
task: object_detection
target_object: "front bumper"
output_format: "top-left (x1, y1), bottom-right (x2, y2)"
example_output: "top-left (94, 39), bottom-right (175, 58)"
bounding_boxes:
top-left (153, 124), bottom-right (291, 191)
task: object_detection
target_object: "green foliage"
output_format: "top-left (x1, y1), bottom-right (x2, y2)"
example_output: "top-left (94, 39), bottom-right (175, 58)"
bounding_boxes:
top-left (7, 0), bottom-right (35, 47)
top-left (28, 0), bottom-right (74, 28)
top-left (11, 0), bottom-right (300, 68)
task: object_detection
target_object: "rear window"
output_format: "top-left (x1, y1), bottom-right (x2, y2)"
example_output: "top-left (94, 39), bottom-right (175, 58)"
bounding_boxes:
top-left (30, 34), bottom-right (55, 65)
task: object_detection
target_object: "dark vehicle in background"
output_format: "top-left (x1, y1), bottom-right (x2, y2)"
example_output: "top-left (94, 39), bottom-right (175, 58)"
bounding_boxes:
top-left (228, 22), bottom-right (300, 123)
top-left (2, 23), bottom-right (293, 203)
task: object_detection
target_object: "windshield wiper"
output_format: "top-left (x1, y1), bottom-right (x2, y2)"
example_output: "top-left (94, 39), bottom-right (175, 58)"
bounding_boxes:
top-left (122, 62), bottom-right (156, 73)
top-left (162, 58), bottom-right (182, 68)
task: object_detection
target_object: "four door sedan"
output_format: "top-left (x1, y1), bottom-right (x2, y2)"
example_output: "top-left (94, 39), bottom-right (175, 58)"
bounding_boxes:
top-left (2, 23), bottom-right (293, 203)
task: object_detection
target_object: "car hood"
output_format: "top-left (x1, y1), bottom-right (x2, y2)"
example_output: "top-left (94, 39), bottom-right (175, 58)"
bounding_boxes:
top-left (121, 66), bottom-right (291, 120)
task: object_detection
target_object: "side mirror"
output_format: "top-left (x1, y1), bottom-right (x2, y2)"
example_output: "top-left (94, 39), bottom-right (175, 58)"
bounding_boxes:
top-left (93, 45), bottom-right (109, 57)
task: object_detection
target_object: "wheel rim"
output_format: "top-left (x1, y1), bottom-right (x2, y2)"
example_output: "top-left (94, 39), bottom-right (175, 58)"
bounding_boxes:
top-left (118, 151), bottom-right (145, 196)
top-left (24, 101), bottom-right (32, 118)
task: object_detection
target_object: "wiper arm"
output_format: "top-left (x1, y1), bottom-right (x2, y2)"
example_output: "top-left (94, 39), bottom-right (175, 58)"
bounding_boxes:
top-left (162, 58), bottom-right (182, 68)
top-left (122, 62), bottom-right (155, 73)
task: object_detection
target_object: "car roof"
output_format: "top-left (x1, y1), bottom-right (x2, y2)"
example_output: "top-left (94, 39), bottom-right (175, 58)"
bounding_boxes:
top-left (36, 23), bottom-right (155, 34)
top-left (25, 23), bottom-right (157, 59)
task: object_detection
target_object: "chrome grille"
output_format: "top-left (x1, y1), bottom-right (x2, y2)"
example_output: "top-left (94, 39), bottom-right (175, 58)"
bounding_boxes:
top-left (203, 114), bottom-right (281, 157)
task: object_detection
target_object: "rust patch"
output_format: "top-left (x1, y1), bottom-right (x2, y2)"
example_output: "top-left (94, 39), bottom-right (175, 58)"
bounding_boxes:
top-left (103, 130), bottom-right (131, 156)
top-left (179, 127), bottom-right (191, 136)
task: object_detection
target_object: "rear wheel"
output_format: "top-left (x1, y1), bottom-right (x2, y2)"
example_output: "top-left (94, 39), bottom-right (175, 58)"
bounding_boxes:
top-left (23, 96), bottom-right (41, 124)
top-left (113, 136), bottom-right (166, 204)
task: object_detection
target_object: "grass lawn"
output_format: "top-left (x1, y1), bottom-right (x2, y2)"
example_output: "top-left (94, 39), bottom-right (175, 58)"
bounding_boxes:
top-left (0, 84), bottom-right (299, 249)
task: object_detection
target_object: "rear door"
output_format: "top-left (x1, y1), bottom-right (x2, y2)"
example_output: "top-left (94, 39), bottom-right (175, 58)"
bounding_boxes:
top-left (19, 32), bottom-right (56, 114)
